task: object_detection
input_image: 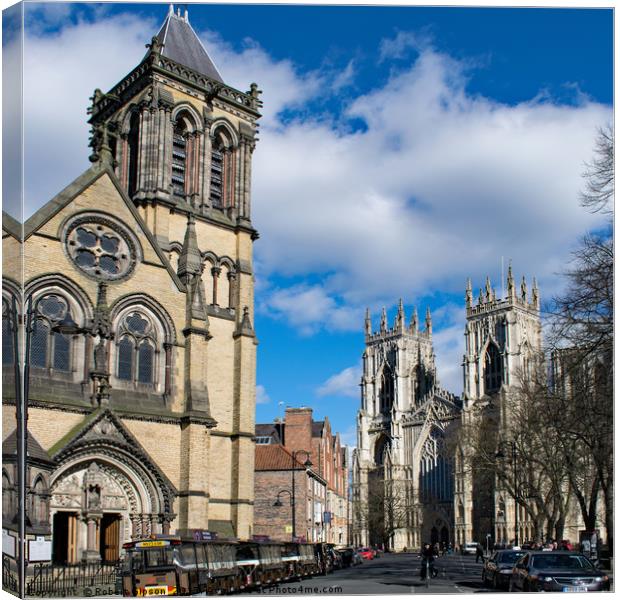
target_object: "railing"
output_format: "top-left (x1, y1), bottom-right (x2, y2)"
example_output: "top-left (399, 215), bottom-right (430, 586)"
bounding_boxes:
top-left (25, 561), bottom-right (120, 598)
top-left (2, 555), bottom-right (18, 594)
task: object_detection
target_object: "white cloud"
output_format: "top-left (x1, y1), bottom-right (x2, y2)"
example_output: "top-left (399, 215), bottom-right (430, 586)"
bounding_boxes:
top-left (317, 366), bottom-right (362, 399)
top-left (16, 16), bottom-right (611, 385)
top-left (256, 384), bottom-right (271, 405)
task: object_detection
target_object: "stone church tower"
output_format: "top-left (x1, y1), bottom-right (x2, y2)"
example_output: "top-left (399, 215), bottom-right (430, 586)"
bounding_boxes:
top-left (3, 6), bottom-right (260, 563)
top-left (352, 301), bottom-right (461, 551)
top-left (454, 266), bottom-right (542, 547)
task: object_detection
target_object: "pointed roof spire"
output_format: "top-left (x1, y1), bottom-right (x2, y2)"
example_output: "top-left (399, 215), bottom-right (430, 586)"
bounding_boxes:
top-left (411, 307), bottom-right (418, 333)
top-left (425, 307), bottom-right (432, 337)
top-left (365, 308), bottom-right (372, 336)
top-left (177, 213), bottom-right (202, 280)
top-left (465, 278), bottom-right (473, 309)
top-left (478, 287), bottom-right (484, 305)
top-left (149, 5), bottom-right (223, 82)
top-left (380, 307), bottom-right (387, 332)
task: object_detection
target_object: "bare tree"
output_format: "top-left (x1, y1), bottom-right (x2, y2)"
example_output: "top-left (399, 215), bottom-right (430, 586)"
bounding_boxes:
top-left (581, 124), bottom-right (613, 215)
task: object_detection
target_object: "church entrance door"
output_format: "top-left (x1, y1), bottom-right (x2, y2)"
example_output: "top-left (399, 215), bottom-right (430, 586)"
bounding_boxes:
top-left (100, 513), bottom-right (121, 562)
top-left (52, 512), bottom-right (78, 564)
top-left (441, 526), bottom-right (449, 545)
top-left (430, 527), bottom-right (439, 544)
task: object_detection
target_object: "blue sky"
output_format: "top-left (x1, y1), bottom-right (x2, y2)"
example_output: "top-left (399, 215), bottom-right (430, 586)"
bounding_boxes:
top-left (4, 2), bottom-right (613, 447)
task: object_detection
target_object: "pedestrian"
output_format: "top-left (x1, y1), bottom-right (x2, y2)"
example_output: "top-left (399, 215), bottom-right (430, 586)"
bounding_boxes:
top-left (475, 543), bottom-right (484, 563)
top-left (420, 543), bottom-right (438, 579)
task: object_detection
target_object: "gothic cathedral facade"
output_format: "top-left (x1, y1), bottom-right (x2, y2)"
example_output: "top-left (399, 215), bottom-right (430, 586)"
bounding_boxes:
top-left (2, 7), bottom-right (260, 563)
top-left (353, 268), bottom-right (542, 551)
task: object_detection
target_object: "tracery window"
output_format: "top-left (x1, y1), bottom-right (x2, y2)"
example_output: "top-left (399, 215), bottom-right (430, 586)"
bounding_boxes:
top-left (484, 342), bottom-right (503, 394)
top-left (29, 476), bottom-right (48, 525)
top-left (30, 294), bottom-right (72, 372)
top-left (418, 428), bottom-right (453, 503)
top-left (116, 311), bottom-right (157, 386)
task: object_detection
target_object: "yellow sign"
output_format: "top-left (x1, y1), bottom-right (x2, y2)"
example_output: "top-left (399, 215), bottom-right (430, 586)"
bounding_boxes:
top-left (284, 525), bottom-right (293, 533)
top-left (136, 540), bottom-right (167, 548)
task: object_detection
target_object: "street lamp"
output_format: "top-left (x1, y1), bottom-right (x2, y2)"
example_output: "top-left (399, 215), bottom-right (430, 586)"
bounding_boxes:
top-left (495, 441), bottom-right (520, 547)
top-left (273, 450), bottom-right (312, 542)
top-left (274, 489), bottom-right (293, 508)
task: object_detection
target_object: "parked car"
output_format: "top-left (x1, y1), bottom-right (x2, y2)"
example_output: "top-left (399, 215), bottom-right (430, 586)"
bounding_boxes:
top-left (482, 550), bottom-right (526, 589)
top-left (358, 547), bottom-right (375, 560)
top-left (336, 547), bottom-right (355, 568)
top-left (463, 542), bottom-right (479, 555)
top-left (509, 551), bottom-right (610, 592)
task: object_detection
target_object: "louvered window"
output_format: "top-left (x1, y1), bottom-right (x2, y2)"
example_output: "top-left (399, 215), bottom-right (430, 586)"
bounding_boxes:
top-left (172, 124), bottom-right (187, 198)
top-left (210, 146), bottom-right (223, 208)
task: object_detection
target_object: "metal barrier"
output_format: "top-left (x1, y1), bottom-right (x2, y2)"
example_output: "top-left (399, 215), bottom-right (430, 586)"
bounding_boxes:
top-left (2, 555), bottom-right (18, 594)
top-left (24, 561), bottom-right (120, 598)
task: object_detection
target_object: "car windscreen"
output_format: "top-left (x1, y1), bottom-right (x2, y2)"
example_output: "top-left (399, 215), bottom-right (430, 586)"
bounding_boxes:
top-left (498, 551), bottom-right (526, 564)
top-left (532, 554), bottom-right (594, 571)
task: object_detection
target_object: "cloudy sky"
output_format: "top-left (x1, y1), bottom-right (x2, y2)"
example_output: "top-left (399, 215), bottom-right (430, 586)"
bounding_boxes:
top-left (4, 2), bottom-right (612, 447)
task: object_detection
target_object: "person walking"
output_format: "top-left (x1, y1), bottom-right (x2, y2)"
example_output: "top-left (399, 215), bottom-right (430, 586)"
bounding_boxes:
top-left (475, 544), bottom-right (484, 563)
top-left (420, 543), bottom-right (438, 579)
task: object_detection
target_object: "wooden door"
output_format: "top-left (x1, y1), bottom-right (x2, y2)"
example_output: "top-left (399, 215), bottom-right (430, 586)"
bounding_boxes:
top-left (67, 513), bottom-right (78, 563)
top-left (101, 514), bottom-right (121, 562)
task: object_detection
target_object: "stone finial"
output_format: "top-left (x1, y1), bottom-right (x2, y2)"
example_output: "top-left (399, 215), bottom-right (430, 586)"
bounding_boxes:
top-left (146, 35), bottom-right (164, 56)
top-left (411, 307), bottom-right (418, 333)
top-left (380, 307), bottom-right (387, 332)
top-left (425, 307), bottom-right (432, 337)
top-left (520, 276), bottom-right (528, 303)
top-left (532, 277), bottom-right (539, 308)
top-left (478, 287), bottom-right (484, 305)
top-left (396, 298), bottom-right (405, 329)
top-left (365, 308), bottom-right (372, 336)
top-left (485, 276), bottom-right (492, 302)
top-left (507, 262), bottom-right (515, 300)
top-left (465, 278), bottom-right (473, 309)
top-left (168, 3), bottom-right (174, 16)
top-left (177, 214), bottom-right (202, 280)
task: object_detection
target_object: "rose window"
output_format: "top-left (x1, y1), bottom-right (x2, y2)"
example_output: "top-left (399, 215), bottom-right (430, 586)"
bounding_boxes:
top-left (64, 217), bottom-right (137, 281)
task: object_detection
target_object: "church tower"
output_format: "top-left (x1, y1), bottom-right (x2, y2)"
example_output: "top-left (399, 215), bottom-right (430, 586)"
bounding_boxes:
top-left (4, 6), bottom-right (261, 562)
top-left (454, 267), bottom-right (542, 548)
top-left (353, 302), bottom-right (461, 551)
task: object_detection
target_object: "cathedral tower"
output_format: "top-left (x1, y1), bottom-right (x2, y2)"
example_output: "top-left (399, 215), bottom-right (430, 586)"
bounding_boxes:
top-left (353, 302), bottom-right (461, 551)
top-left (454, 267), bottom-right (542, 548)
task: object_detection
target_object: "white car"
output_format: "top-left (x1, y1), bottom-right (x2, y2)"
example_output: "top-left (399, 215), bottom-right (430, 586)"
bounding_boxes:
top-left (463, 542), bottom-right (479, 555)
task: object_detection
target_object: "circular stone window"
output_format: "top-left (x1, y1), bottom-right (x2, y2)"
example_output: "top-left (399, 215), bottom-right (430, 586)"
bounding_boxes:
top-left (63, 214), bottom-right (140, 282)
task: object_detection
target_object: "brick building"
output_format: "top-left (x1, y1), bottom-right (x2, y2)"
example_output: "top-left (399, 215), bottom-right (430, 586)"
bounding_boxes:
top-left (2, 6), bottom-right (260, 563)
top-left (255, 408), bottom-right (350, 545)
top-left (254, 445), bottom-right (326, 542)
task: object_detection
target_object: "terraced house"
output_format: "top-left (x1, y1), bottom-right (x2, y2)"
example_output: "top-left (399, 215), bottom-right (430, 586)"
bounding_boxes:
top-left (2, 6), bottom-right (260, 563)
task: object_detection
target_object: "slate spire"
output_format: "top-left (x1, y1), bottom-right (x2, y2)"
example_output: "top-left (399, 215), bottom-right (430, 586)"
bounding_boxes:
top-left (148, 5), bottom-right (224, 82)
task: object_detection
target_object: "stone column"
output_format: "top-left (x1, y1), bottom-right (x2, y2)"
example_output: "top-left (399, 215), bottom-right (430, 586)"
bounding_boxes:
top-left (83, 515), bottom-right (102, 562)
top-left (227, 271), bottom-right (237, 310)
top-left (211, 267), bottom-right (221, 306)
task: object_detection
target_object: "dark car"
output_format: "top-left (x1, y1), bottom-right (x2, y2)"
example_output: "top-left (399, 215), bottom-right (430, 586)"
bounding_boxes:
top-left (509, 551), bottom-right (610, 592)
top-left (482, 550), bottom-right (526, 589)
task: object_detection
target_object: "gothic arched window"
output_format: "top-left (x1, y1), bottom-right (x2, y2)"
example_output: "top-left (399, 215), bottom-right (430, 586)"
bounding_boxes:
top-left (2, 471), bottom-right (12, 519)
top-left (484, 342), bottom-right (503, 394)
top-left (30, 294), bottom-right (72, 372)
top-left (379, 366), bottom-right (394, 414)
top-left (29, 475), bottom-right (48, 525)
top-left (210, 128), bottom-right (235, 210)
top-left (115, 311), bottom-right (157, 386)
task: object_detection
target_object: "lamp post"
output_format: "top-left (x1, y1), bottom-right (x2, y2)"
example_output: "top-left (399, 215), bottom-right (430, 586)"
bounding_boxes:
top-left (274, 451), bottom-right (312, 541)
top-left (495, 441), bottom-right (519, 547)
